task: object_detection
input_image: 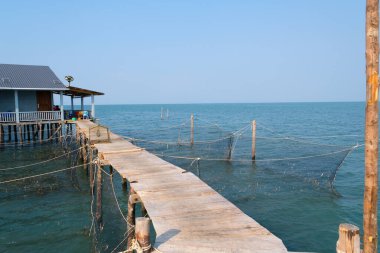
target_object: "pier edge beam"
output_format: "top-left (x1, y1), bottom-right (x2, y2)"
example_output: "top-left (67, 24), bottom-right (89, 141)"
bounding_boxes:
top-left (336, 223), bottom-right (361, 253)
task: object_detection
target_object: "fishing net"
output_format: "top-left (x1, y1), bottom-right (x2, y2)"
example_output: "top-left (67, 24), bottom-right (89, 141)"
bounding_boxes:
top-left (123, 116), bottom-right (359, 191)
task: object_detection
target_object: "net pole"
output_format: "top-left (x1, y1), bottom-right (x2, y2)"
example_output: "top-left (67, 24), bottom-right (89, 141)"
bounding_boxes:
top-left (190, 113), bottom-right (194, 146)
top-left (364, 0), bottom-right (379, 252)
top-left (252, 120), bottom-right (256, 160)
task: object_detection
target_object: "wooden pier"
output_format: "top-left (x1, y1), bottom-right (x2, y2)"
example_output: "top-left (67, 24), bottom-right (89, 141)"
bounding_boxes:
top-left (76, 120), bottom-right (288, 253)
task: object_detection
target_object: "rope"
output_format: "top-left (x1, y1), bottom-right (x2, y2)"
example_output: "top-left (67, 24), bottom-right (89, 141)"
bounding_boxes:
top-left (0, 162), bottom-right (91, 184)
top-left (0, 147), bottom-right (83, 171)
top-left (153, 144), bottom-right (362, 163)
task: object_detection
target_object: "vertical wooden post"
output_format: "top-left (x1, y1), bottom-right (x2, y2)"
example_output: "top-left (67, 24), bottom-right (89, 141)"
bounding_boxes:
top-left (122, 178), bottom-right (128, 191)
top-left (336, 224), bottom-right (360, 253)
top-left (39, 123), bottom-right (42, 143)
top-left (127, 188), bottom-right (137, 250)
top-left (13, 125), bottom-right (18, 142)
top-left (135, 217), bottom-right (152, 253)
top-left (8, 125), bottom-right (11, 142)
top-left (18, 125), bottom-right (23, 145)
top-left (0, 125), bottom-right (3, 145)
top-left (27, 124), bottom-right (30, 142)
top-left (190, 113), bottom-right (194, 146)
top-left (89, 147), bottom-right (94, 193)
top-left (364, 0), bottom-right (379, 252)
top-left (252, 120), bottom-right (256, 160)
top-left (96, 166), bottom-right (102, 225)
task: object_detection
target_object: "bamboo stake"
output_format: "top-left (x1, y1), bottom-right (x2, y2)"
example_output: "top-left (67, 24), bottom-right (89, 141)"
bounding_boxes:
top-left (364, 0), bottom-right (379, 252)
top-left (252, 120), bottom-right (256, 160)
top-left (190, 113), bottom-right (194, 146)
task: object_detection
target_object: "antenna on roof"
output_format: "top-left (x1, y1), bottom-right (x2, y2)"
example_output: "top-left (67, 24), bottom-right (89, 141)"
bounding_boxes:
top-left (65, 75), bottom-right (74, 87)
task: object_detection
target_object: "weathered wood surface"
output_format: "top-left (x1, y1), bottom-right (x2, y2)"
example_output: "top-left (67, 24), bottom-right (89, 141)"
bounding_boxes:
top-left (76, 120), bottom-right (288, 253)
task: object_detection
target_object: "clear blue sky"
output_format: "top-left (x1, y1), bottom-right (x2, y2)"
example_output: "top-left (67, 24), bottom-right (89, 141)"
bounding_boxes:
top-left (0, 1), bottom-right (365, 104)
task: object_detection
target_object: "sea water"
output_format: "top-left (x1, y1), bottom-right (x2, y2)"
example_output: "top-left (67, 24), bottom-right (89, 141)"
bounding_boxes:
top-left (0, 102), bottom-right (373, 252)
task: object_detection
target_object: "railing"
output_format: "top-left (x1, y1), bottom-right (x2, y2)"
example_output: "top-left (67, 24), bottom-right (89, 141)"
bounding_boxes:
top-left (0, 111), bottom-right (61, 123)
top-left (0, 112), bottom-right (16, 123)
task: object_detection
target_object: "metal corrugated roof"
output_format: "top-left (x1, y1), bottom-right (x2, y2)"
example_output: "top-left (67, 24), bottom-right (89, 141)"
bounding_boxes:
top-left (0, 64), bottom-right (68, 90)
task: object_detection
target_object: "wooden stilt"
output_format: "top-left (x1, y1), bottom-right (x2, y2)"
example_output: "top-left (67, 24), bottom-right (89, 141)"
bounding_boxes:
top-left (27, 124), bottom-right (31, 142)
top-left (89, 147), bottom-right (94, 193)
top-left (251, 120), bottom-right (256, 160)
top-left (122, 178), bottom-right (128, 191)
top-left (135, 217), bottom-right (152, 253)
top-left (13, 125), bottom-right (18, 142)
top-left (364, 0), bottom-right (379, 252)
top-left (127, 188), bottom-right (137, 250)
top-left (39, 123), bottom-right (42, 143)
top-left (18, 125), bottom-right (23, 145)
top-left (0, 124), bottom-right (3, 145)
top-left (8, 125), bottom-right (11, 142)
top-left (336, 223), bottom-right (360, 253)
top-left (141, 203), bottom-right (148, 218)
top-left (96, 165), bottom-right (102, 225)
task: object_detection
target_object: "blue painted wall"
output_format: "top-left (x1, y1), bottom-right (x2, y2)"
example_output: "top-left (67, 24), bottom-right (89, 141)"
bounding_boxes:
top-left (0, 90), bottom-right (38, 112)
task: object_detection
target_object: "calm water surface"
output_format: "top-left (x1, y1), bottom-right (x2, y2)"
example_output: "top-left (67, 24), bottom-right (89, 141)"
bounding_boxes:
top-left (0, 102), bottom-right (373, 252)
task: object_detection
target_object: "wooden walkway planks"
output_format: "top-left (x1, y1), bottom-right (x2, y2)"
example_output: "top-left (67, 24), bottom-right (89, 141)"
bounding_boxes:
top-left (76, 120), bottom-right (288, 253)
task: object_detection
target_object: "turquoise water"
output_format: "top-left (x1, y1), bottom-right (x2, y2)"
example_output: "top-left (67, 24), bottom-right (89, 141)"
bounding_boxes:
top-left (0, 102), bottom-right (373, 252)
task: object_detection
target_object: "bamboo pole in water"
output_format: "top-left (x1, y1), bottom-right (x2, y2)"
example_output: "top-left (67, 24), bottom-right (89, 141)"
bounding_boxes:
top-left (364, 0), bottom-right (379, 252)
top-left (252, 120), bottom-right (256, 160)
top-left (190, 113), bottom-right (194, 146)
top-left (127, 188), bottom-right (137, 250)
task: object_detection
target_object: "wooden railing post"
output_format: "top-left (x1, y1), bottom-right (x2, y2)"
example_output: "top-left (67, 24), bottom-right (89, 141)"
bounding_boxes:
top-left (135, 217), bottom-right (152, 253)
top-left (336, 223), bottom-right (361, 253)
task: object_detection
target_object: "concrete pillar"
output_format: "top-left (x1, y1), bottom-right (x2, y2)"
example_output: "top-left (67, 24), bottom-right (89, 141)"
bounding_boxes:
top-left (60, 91), bottom-right (64, 121)
top-left (91, 94), bottom-right (95, 118)
top-left (81, 96), bottom-right (84, 111)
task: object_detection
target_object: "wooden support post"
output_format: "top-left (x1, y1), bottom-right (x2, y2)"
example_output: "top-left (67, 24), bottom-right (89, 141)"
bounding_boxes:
top-left (96, 166), bottom-right (102, 225)
top-left (13, 125), bottom-right (18, 142)
top-left (89, 147), bottom-right (94, 193)
top-left (252, 120), bottom-right (256, 160)
top-left (135, 217), bottom-right (152, 253)
top-left (18, 125), bottom-right (23, 145)
top-left (336, 224), bottom-right (360, 253)
top-left (141, 203), bottom-right (148, 218)
top-left (364, 0), bottom-right (379, 252)
top-left (39, 123), bottom-right (42, 143)
top-left (8, 125), bottom-right (11, 142)
top-left (27, 124), bottom-right (30, 142)
top-left (127, 188), bottom-right (137, 250)
top-left (0, 125), bottom-right (3, 145)
top-left (122, 178), bottom-right (128, 191)
top-left (190, 113), bottom-right (194, 146)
